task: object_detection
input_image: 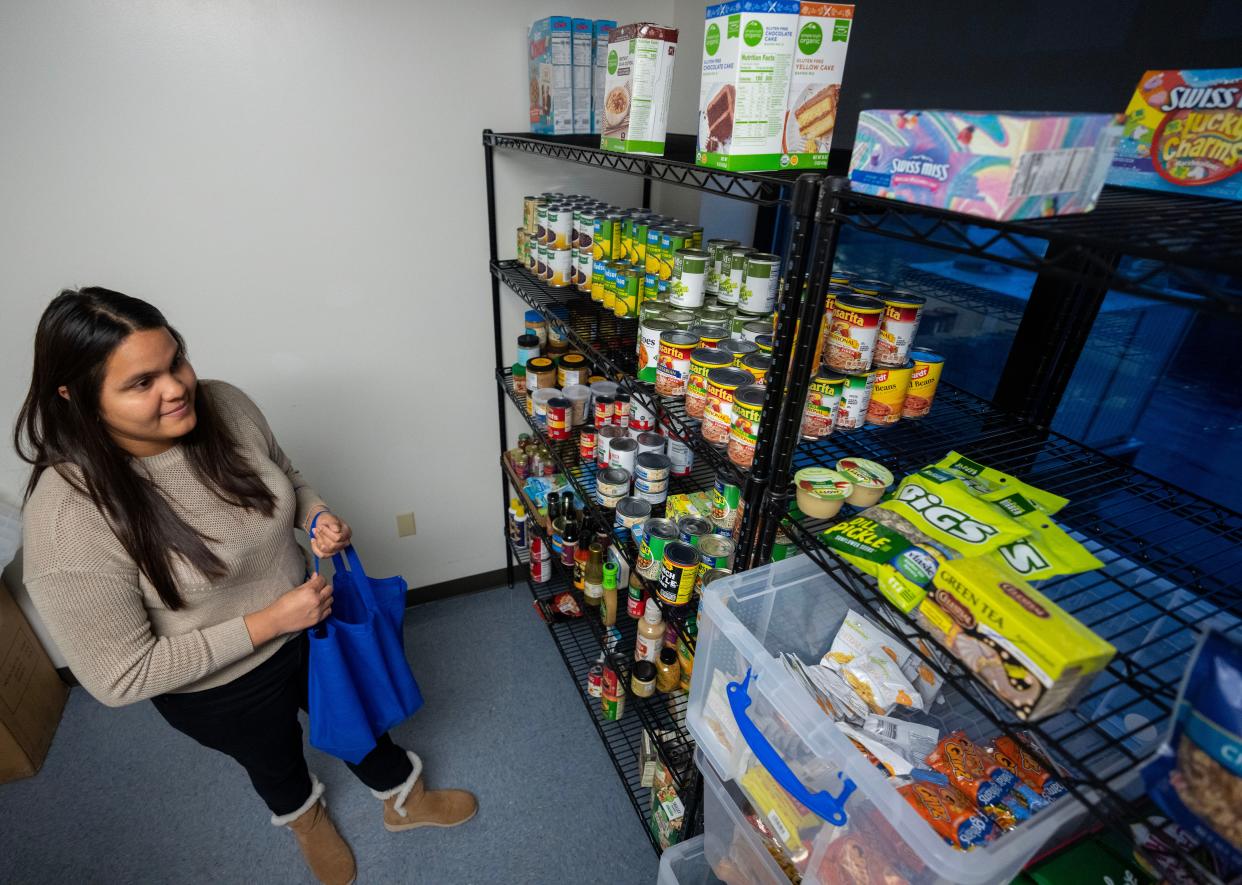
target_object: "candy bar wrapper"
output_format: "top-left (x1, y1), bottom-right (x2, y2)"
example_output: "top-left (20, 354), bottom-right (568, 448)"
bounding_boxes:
top-left (899, 776), bottom-right (995, 850)
top-left (926, 730), bottom-right (1019, 807)
top-left (992, 734), bottom-right (1066, 806)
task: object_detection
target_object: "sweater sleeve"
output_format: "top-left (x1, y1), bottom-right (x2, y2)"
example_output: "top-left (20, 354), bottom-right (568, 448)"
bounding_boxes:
top-left (24, 569), bottom-right (255, 707)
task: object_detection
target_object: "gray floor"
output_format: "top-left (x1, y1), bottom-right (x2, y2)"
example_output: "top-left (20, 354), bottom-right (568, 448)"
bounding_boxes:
top-left (0, 584), bottom-right (659, 884)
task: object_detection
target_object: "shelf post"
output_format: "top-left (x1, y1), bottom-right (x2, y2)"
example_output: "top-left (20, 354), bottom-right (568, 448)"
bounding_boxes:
top-left (485, 129), bottom-right (515, 588)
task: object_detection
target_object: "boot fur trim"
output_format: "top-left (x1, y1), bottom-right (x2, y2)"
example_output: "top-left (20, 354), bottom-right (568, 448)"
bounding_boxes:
top-left (271, 774), bottom-right (325, 827)
top-left (368, 750), bottom-right (423, 815)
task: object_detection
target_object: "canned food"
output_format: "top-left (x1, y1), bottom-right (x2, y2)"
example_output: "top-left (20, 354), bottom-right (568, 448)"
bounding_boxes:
top-left (711, 473), bottom-right (742, 534)
top-left (602, 262), bottom-right (619, 311)
top-left (633, 473), bottom-right (669, 496)
top-left (740, 353), bottom-right (771, 385)
top-left (548, 204), bottom-right (573, 250)
top-left (658, 541), bottom-right (700, 606)
top-left (535, 243), bottom-right (549, 279)
top-left (593, 395), bottom-right (615, 429)
top-left (659, 229), bottom-right (691, 281)
top-left (557, 353), bottom-right (588, 388)
top-left (738, 253), bottom-right (781, 314)
top-left (535, 203), bottom-right (549, 244)
top-left (546, 307), bottom-right (569, 349)
top-left (615, 497), bottom-right (653, 543)
top-left (633, 217), bottom-right (652, 265)
top-left (801, 368), bottom-right (845, 439)
top-left (686, 347), bottom-right (734, 419)
top-left (828, 294), bottom-right (885, 374)
top-left (684, 225), bottom-right (704, 250)
top-left (699, 305), bottom-right (733, 327)
top-left (697, 534), bottom-right (736, 575)
top-left (698, 567), bottom-right (731, 595)
top-left (687, 324), bottom-right (728, 350)
top-left (636, 434), bottom-right (667, 458)
top-left (755, 334), bottom-right (773, 355)
top-left (850, 278), bottom-right (888, 297)
top-left (612, 393), bottom-right (631, 426)
top-left (613, 263), bottom-right (640, 318)
top-left (703, 367), bottom-right (753, 448)
top-left (523, 196), bottom-right (541, 234)
top-left (531, 388), bottom-right (560, 423)
top-left (645, 225), bottom-right (667, 276)
top-left (636, 518), bottom-right (679, 580)
top-left (635, 451), bottom-right (671, 484)
top-left (596, 423), bottom-right (626, 469)
top-left (874, 291), bottom-right (926, 368)
top-left (667, 423), bottom-right (697, 477)
top-left (576, 248), bottom-right (593, 294)
top-left (516, 228), bottom-right (526, 264)
top-left (546, 396), bottom-right (572, 441)
top-left (619, 215), bottom-right (636, 264)
top-left (670, 249), bottom-right (710, 309)
top-left (635, 317), bottom-right (675, 385)
top-left (608, 436), bottom-right (638, 474)
top-left (629, 399), bottom-right (655, 433)
top-left (525, 236), bottom-right (536, 270)
top-left (655, 331), bottom-right (700, 397)
top-left (867, 360), bottom-right (914, 425)
top-left (677, 516), bottom-right (713, 548)
top-left (720, 247), bottom-right (753, 306)
top-left (591, 260), bottom-right (607, 303)
top-left (815, 283), bottom-right (853, 368)
top-left (596, 467), bottom-right (631, 509)
top-left (718, 338), bottom-right (758, 368)
top-left (575, 208), bottom-right (596, 250)
top-left (579, 424), bottom-right (597, 462)
top-left (728, 384), bottom-right (765, 469)
top-left (594, 213), bottom-right (623, 262)
top-left (903, 349), bottom-right (946, 418)
top-left (634, 485), bottom-right (670, 506)
top-left (836, 371), bottom-right (875, 430)
top-left (705, 239), bottom-right (741, 295)
top-left (741, 320), bottom-right (771, 343)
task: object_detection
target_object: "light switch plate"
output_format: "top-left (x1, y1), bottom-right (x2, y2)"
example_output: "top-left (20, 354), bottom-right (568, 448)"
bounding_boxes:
top-left (396, 513), bottom-right (417, 537)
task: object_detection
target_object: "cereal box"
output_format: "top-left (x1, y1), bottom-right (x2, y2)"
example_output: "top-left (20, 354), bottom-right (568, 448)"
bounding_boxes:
top-left (849, 110), bottom-right (1122, 220)
top-left (600, 23), bottom-right (679, 156)
top-left (697, 1), bottom-right (801, 172)
top-left (1108, 69), bottom-right (1242, 202)
top-left (782, 2), bottom-right (854, 168)
top-left (571, 19), bottom-right (593, 135)
top-left (591, 20), bottom-right (616, 134)
top-left (529, 17), bottom-right (574, 135)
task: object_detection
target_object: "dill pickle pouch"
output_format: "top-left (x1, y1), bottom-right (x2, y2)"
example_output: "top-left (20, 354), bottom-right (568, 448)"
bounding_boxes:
top-left (888, 468), bottom-right (1032, 557)
top-left (820, 510), bottom-right (956, 612)
top-left (933, 451), bottom-right (1069, 515)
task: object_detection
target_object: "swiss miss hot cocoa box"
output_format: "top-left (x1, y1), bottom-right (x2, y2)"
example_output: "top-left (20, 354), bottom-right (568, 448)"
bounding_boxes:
top-left (1108, 69), bottom-right (1242, 202)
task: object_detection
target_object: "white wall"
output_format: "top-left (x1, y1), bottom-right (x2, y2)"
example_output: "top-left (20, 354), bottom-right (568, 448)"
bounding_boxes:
top-left (0, 0), bottom-right (685, 596)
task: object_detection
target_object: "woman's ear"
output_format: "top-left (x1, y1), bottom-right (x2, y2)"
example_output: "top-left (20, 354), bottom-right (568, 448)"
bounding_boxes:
top-left (57, 386), bottom-right (70, 401)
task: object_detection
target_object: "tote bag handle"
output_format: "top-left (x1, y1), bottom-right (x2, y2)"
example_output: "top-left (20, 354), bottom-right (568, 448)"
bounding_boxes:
top-left (310, 513), bottom-right (378, 611)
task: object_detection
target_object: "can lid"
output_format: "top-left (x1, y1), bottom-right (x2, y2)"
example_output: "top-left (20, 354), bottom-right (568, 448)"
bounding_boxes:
top-left (746, 252), bottom-right (781, 263)
top-left (883, 289), bottom-right (926, 308)
top-left (707, 366), bottom-right (754, 388)
top-left (734, 384), bottom-right (766, 407)
top-left (663, 540), bottom-right (700, 567)
top-left (676, 249), bottom-right (712, 260)
top-left (525, 310), bottom-right (542, 323)
top-left (636, 451), bottom-right (672, 470)
top-left (527, 357), bottom-right (554, 370)
top-left (835, 293), bottom-right (886, 312)
top-left (720, 339), bottom-right (759, 355)
top-left (518, 334), bottom-right (540, 347)
top-left (909, 348), bottom-right (946, 364)
top-left (742, 353), bottom-right (771, 370)
top-left (560, 352), bottom-right (587, 367)
top-left (850, 278), bottom-right (890, 295)
top-left (609, 437), bottom-right (638, 452)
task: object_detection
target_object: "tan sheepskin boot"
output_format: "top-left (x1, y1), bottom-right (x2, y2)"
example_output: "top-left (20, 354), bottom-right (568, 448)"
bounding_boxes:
top-left (273, 776), bottom-right (357, 885)
top-left (371, 751), bottom-right (478, 833)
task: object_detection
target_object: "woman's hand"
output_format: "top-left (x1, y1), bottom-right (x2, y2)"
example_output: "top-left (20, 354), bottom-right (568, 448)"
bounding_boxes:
top-left (245, 573), bottom-right (333, 645)
top-left (309, 511), bottom-right (352, 559)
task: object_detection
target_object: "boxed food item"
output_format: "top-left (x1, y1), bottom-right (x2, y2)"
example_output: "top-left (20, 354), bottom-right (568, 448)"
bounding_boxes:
top-left (599, 23), bottom-right (679, 156)
top-left (782, 2), bottom-right (854, 167)
top-left (1108, 69), bottom-right (1242, 202)
top-left (650, 760), bottom-right (686, 849)
top-left (571, 18), bottom-right (593, 134)
top-left (849, 110), bottom-right (1122, 220)
top-left (0, 579), bottom-right (68, 783)
top-left (697, 1), bottom-right (801, 171)
top-left (529, 16), bottom-right (574, 135)
top-left (591, 20), bottom-right (616, 135)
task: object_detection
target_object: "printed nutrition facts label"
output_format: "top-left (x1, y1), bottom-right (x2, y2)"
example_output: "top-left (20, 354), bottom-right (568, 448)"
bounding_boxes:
top-left (1008, 147), bottom-right (1096, 198)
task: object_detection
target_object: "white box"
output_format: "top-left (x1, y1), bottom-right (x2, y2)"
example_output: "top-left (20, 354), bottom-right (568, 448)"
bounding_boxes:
top-left (599, 22), bottom-right (679, 156)
top-left (591, 20), bottom-right (615, 134)
top-left (784, 2), bottom-right (854, 167)
top-left (571, 18), bottom-right (593, 134)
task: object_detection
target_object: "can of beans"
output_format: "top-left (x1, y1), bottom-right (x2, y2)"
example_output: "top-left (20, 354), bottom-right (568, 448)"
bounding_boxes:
top-left (697, 533), bottom-right (736, 575)
top-left (637, 518), bottom-right (679, 580)
top-left (615, 497), bottom-right (653, 543)
top-left (594, 213), bottom-right (623, 262)
top-left (535, 203), bottom-right (550, 244)
top-left (636, 434), bottom-right (667, 457)
top-left (720, 248), bottom-right (752, 306)
top-left (594, 395), bottom-right (615, 428)
top-left (596, 424), bottom-right (626, 469)
top-left (591, 260), bottom-right (607, 303)
top-left (705, 239), bottom-right (741, 295)
top-left (535, 243), bottom-right (548, 279)
top-left (612, 393), bottom-right (630, 427)
top-left (686, 347), bottom-right (733, 419)
top-left (755, 334), bottom-right (773, 355)
top-left (836, 371), bottom-right (875, 430)
top-left (677, 516), bottom-right (713, 549)
top-left (876, 291), bottom-right (926, 368)
top-left (655, 331), bottom-right (700, 397)
top-left (546, 396), bottom-right (572, 440)
top-left (557, 353), bottom-right (588, 388)
top-left (711, 473), bottom-right (743, 534)
top-left (703, 367), bottom-right (752, 448)
top-left (637, 318), bottom-right (674, 384)
top-left (576, 207), bottom-right (596, 250)
top-left (902, 349), bottom-right (946, 419)
top-left (549, 204), bottom-right (573, 250)
top-left (666, 423), bottom-right (697, 477)
top-left (728, 384), bottom-right (765, 469)
top-left (738, 253), bottom-right (781, 314)
top-left (657, 541), bottom-right (699, 606)
top-left (718, 338), bottom-right (759, 368)
top-left (608, 436), bottom-right (638, 474)
top-left (815, 284), bottom-right (852, 369)
top-left (688, 324), bottom-right (728, 350)
top-left (670, 249), bottom-right (710, 309)
top-left (740, 353), bottom-right (771, 385)
top-left (579, 424), bottom-right (597, 463)
top-left (867, 360), bottom-right (914, 425)
top-left (801, 368), bottom-right (845, 439)
top-left (741, 320), bottom-right (771, 343)
top-left (828, 294), bottom-right (885, 374)
top-left (596, 467), bottom-right (631, 509)
top-left (576, 249), bottom-right (593, 294)
top-left (525, 236), bottom-right (537, 271)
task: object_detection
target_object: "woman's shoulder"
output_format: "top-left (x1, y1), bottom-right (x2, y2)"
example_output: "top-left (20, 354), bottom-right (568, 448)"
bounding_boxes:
top-left (23, 467), bottom-right (133, 578)
top-left (200, 379), bottom-right (274, 440)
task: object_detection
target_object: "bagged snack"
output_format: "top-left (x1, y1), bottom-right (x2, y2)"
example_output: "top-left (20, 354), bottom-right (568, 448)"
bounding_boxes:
top-left (914, 557), bottom-right (1116, 720)
top-left (899, 773), bottom-right (995, 849)
top-left (822, 610), bottom-right (923, 714)
top-left (862, 714), bottom-right (940, 765)
top-left (889, 469), bottom-right (1033, 556)
top-left (821, 609), bottom-right (945, 710)
top-left (1143, 631), bottom-right (1242, 868)
top-left (994, 504), bottom-right (1103, 582)
top-left (839, 721), bottom-right (928, 777)
top-left (926, 730), bottom-right (1019, 807)
top-left (741, 761), bottom-right (820, 859)
top-left (806, 662), bottom-right (871, 723)
top-left (821, 511), bottom-right (954, 611)
top-left (816, 834), bottom-right (907, 885)
top-left (933, 451), bottom-right (1068, 514)
top-left (992, 734), bottom-right (1067, 805)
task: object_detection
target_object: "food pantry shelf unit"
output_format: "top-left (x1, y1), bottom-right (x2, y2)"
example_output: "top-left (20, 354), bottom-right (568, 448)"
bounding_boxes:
top-left (779, 382), bottom-right (1242, 827)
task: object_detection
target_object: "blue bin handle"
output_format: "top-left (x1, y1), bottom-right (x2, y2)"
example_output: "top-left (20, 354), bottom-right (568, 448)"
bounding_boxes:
top-left (727, 667), bottom-right (857, 827)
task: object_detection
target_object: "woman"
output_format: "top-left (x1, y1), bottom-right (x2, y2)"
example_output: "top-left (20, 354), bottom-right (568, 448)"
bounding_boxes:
top-left (15, 288), bottom-right (476, 885)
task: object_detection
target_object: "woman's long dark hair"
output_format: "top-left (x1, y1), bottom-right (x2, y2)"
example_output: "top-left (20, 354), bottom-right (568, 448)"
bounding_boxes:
top-left (13, 288), bottom-right (276, 610)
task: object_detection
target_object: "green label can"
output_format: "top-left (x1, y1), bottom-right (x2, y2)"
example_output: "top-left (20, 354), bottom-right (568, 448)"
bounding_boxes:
top-left (646, 226), bottom-right (667, 276)
top-left (684, 225), bottom-right (704, 250)
top-left (576, 248), bottom-right (593, 293)
top-left (614, 263), bottom-right (640, 318)
top-left (711, 472), bottom-right (743, 533)
top-left (634, 218), bottom-right (652, 265)
top-left (671, 249), bottom-right (710, 309)
top-left (720, 248), bottom-right (752, 306)
top-left (536, 203), bottom-right (549, 244)
top-left (591, 260), bottom-right (607, 303)
top-left (594, 213), bottom-right (622, 262)
top-left (660, 229), bottom-right (690, 281)
top-left (636, 518), bottom-right (679, 580)
top-left (706, 239), bottom-right (741, 296)
top-left (618, 215), bottom-right (634, 265)
top-left (738, 253), bottom-right (782, 314)
top-left (638, 318), bottom-right (675, 384)
top-left (603, 262), bottom-right (619, 311)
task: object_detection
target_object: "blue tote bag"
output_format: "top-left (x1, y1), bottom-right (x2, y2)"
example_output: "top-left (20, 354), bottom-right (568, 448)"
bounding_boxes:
top-left (306, 539), bottom-right (423, 764)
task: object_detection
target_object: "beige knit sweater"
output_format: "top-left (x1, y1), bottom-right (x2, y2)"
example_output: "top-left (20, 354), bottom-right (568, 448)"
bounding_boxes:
top-left (22, 380), bottom-right (327, 706)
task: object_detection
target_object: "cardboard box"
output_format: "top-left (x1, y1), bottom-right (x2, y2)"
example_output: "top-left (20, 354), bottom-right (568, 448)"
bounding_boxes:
top-left (591, 20), bottom-right (616, 135)
top-left (849, 109), bottom-right (1121, 220)
top-left (783, 2), bottom-right (854, 167)
top-left (599, 23), bottom-right (680, 156)
top-left (0, 579), bottom-right (67, 783)
top-left (571, 18), bottom-right (593, 134)
top-left (1108, 68), bottom-right (1242, 202)
top-left (528, 16), bottom-right (574, 135)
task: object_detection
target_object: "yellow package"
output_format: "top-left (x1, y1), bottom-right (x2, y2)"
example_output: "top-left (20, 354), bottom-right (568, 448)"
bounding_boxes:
top-left (994, 505), bottom-right (1104, 582)
top-left (740, 762), bottom-right (820, 856)
top-left (913, 557), bottom-right (1115, 720)
top-left (664, 491), bottom-right (715, 525)
top-left (934, 451), bottom-right (1069, 514)
top-left (888, 469), bottom-right (1032, 556)
top-left (820, 512), bottom-right (955, 612)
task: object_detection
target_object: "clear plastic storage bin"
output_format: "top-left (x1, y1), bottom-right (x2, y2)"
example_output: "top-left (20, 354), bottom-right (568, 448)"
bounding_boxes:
top-left (657, 834), bottom-right (725, 885)
top-left (686, 556), bottom-right (1095, 885)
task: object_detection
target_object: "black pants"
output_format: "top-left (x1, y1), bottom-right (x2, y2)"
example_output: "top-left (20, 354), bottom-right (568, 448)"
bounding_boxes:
top-left (151, 632), bottom-right (414, 817)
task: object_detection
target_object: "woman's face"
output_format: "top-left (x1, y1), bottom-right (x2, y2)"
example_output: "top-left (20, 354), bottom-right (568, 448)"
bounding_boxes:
top-left (96, 328), bottom-right (199, 457)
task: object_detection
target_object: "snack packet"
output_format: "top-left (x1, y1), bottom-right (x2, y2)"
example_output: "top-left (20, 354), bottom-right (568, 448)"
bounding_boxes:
top-left (862, 714), bottom-right (940, 764)
top-left (822, 611), bottom-right (923, 714)
top-left (840, 718), bottom-right (937, 777)
top-left (994, 503), bottom-right (1103, 582)
top-left (933, 451), bottom-right (1069, 514)
top-left (821, 610), bottom-right (944, 709)
top-left (816, 834), bottom-right (907, 885)
top-left (889, 468), bottom-right (1033, 556)
top-left (992, 734), bottom-right (1067, 805)
top-left (926, 730), bottom-right (1019, 807)
top-left (807, 663), bottom-right (872, 724)
top-left (534, 591), bottom-right (583, 623)
top-left (1143, 631), bottom-right (1242, 868)
top-left (821, 512), bottom-right (954, 611)
top-left (900, 772), bottom-right (995, 849)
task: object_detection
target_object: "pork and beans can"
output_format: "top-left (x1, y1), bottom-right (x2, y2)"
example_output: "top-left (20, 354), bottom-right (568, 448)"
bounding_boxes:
top-left (686, 347), bottom-right (734, 419)
top-left (741, 353), bottom-right (771, 385)
top-left (875, 291), bottom-right (926, 368)
top-left (836, 371), bottom-right (875, 430)
top-left (867, 360), bottom-right (914, 425)
top-left (728, 384), bottom-right (765, 469)
top-left (738, 253), bottom-right (781, 315)
top-left (702, 367), bottom-right (752, 448)
top-left (827, 293), bottom-right (885, 374)
top-left (670, 249), bottom-right (710, 309)
top-left (801, 368), bottom-right (845, 440)
top-left (903, 349), bottom-right (946, 419)
top-left (705, 239), bottom-right (740, 295)
top-left (593, 395), bottom-right (615, 429)
top-left (655, 331), bottom-right (700, 397)
top-left (637, 518), bottom-right (679, 580)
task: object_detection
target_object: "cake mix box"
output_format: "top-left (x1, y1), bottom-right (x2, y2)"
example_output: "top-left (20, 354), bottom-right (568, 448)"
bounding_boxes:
top-left (591, 20), bottom-right (616, 134)
top-left (571, 18), bottom-right (593, 134)
top-left (529, 16), bottom-right (574, 135)
top-left (697, 1), bottom-right (801, 171)
top-left (1108, 69), bottom-right (1242, 202)
top-left (782, 3), bottom-right (854, 168)
top-left (849, 110), bottom-right (1122, 220)
top-left (600, 23), bottom-right (679, 156)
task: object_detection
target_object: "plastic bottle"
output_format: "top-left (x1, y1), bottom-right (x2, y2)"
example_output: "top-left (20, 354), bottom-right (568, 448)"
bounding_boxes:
top-left (573, 538), bottom-right (590, 592)
top-left (635, 598), bottom-right (665, 664)
top-left (656, 647), bottom-right (681, 693)
top-left (583, 543), bottom-right (604, 608)
top-left (601, 561), bottom-right (619, 627)
top-left (508, 499), bottom-right (527, 549)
